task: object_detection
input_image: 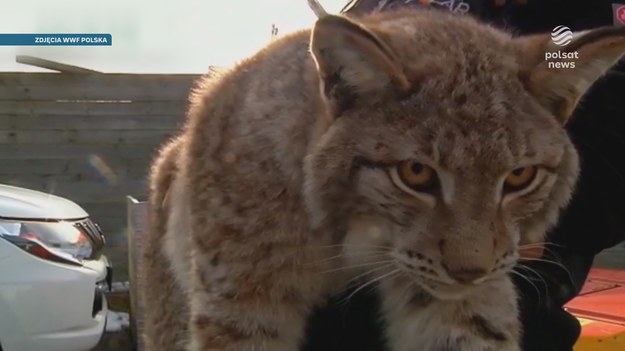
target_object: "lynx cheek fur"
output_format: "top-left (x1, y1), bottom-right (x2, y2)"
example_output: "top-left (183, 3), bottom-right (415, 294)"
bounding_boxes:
top-left (140, 8), bottom-right (625, 351)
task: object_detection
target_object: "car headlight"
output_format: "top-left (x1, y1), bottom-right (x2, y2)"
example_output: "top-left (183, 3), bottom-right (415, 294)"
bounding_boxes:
top-left (0, 219), bottom-right (92, 266)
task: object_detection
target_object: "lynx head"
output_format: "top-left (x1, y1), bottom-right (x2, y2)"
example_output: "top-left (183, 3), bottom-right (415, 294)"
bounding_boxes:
top-left (303, 9), bottom-right (625, 299)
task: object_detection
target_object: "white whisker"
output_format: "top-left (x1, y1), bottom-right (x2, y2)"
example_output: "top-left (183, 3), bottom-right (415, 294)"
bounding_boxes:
top-left (304, 251), bottom-right (390, 267)
top-left (319, 260), bottom-right (395, 275)
top-left (511, 269), bottom-right (544, 306)
top-left (341, 269), bottom-right (401, 304)
top-left (348, 263), bottom-right (395, 285)
top-left (397, 279), bottom-right (419, 305)
top-left (521, 257), bottom-right (574, 285)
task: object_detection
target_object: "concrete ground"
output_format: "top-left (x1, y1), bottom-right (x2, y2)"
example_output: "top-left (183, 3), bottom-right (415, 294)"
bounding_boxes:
top-left (92, 291), bottom-right (134, 351)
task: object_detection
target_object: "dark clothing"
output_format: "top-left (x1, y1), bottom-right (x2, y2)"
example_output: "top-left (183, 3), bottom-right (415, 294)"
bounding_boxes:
top-left (301, 1), bottom-right (625, 350)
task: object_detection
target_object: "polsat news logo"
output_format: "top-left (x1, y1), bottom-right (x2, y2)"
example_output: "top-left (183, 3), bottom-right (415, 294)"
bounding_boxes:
top-left (545, 25), bottom-right (577, 69)
top-left (0, 34), bottom-right (112, 46)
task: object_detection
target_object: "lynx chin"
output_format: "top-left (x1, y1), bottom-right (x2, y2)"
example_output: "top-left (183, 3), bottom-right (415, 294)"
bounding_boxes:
top-left (139, 7), bottom-right (625, 351)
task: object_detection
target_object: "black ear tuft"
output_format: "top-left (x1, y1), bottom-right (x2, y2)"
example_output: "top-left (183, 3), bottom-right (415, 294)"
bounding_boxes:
top-left (310, 15), bottom-right (410, 117)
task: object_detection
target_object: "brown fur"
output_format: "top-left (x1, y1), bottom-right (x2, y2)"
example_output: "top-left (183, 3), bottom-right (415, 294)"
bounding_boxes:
top-left (141, 137), bottom-right (188, 350)
top-left (141, 8), bottom-right (625, 351)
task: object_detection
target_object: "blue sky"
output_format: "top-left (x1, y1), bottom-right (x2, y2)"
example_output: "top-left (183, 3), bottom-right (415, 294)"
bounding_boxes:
top-left (0, 0), bottom-right (347, 73)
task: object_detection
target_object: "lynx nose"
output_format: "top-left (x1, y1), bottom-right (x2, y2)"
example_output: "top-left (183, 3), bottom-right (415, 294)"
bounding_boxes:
top-left (444, 266), bottom-right (488, 284)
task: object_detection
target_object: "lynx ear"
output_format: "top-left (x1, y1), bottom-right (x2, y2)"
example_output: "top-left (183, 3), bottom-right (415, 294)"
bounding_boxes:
top-left (516, 27), bottom-right (625, 125)
top-left (310, 15), bottom-right (410, 117)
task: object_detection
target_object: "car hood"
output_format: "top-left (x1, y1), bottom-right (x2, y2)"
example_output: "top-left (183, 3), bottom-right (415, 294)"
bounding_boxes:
top-left (0, 184), bottom-right (89, 220)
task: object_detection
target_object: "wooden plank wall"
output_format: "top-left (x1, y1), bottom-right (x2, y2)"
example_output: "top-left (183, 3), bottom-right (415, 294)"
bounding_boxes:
top-left (0, 72), bottom-right (201, 280)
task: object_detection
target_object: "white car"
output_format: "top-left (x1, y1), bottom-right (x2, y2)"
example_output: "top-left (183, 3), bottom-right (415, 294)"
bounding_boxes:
top-left (0, 184), bottom-right (111, 351)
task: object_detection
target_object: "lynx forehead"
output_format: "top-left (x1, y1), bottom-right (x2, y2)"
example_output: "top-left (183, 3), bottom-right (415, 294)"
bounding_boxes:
top-left (311, 9), bottom-right (570, 172)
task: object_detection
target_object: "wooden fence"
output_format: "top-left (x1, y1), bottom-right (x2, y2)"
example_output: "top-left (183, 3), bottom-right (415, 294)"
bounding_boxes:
top-left (0, 72), bottom-right (202, 280)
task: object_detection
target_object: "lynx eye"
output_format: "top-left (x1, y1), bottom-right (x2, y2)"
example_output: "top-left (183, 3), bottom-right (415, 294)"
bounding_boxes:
top-left (503, 166), bottom-right (538, 192)
top-left (396, 160), bottom-right (438, 192)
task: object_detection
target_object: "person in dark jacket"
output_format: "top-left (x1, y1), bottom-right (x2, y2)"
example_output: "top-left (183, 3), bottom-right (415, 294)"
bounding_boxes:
top-left (300, 1), bottom-right (625, 351)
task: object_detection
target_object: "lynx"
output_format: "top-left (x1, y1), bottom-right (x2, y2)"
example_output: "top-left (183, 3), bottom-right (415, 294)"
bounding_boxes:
top-left (140, 7), bottom-right (625, 351)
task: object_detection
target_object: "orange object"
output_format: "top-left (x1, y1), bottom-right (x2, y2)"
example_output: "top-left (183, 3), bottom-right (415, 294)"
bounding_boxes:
top-left (565, 268), bottom-right (625, 351)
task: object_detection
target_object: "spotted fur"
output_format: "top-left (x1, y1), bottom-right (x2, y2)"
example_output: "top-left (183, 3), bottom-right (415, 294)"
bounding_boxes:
top-left (140, 8), bottom-right (625, 351)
